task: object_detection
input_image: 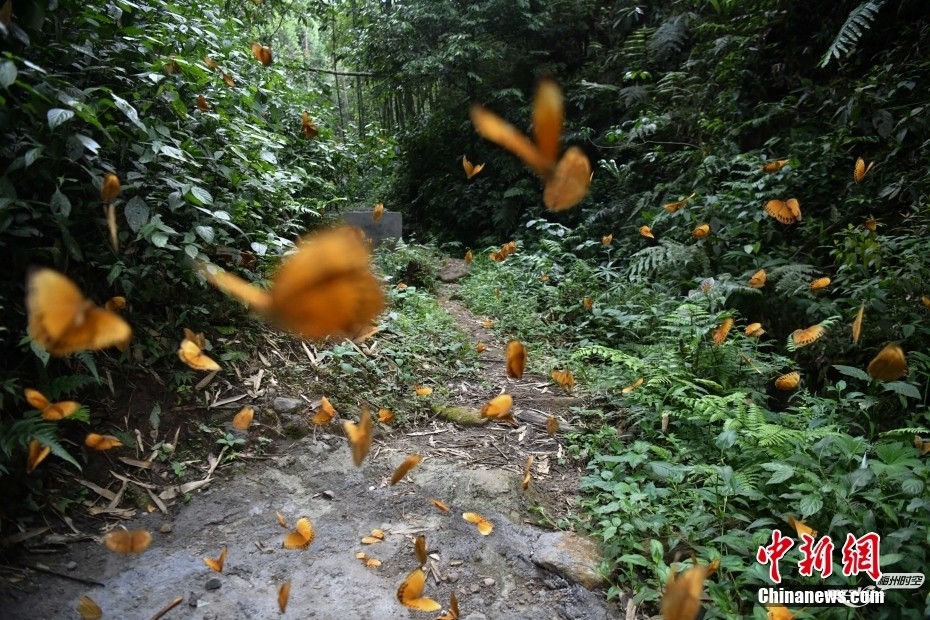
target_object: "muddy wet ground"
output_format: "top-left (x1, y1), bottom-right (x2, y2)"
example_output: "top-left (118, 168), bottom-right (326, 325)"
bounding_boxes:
top-left (0, 270), bottom-right (620, 620)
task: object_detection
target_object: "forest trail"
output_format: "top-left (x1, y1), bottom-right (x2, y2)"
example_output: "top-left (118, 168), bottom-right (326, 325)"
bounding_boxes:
top-left (0, 268), bottom-right (619, 620)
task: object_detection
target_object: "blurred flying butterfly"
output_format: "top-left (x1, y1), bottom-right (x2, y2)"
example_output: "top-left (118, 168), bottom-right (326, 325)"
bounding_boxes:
top-left (790, 324), bottom-right (825, 348)
top-left (312, 397), bottom-right (336, 425)
top-left (250, 42), bottom-right (272, 66)
top-left (430, 499), bottom-right (450, 513)
top-left (764, 198), bottom-right (801, 224)
top-left (199, 226), bottom-right (384, 340)
top-left (25, 388), bottom-right (80, 421)
top-left (232, 406), bottom-right (254, 430)
top-left (85, 433), bottom-right (123, 451)
top-left (766, 604), bottom-right (796, 620)
top-left (464, 249), bottom-right (473, 264)
top-left (104, 296), bottom-right (126, 311)
top-left (506, 340), bottom-right (526, 379)
top-left (196, 95), bottom-right (209, 112)
top-left (102, 529), bottom-right (151, 554)
top-left (282, 517), bottom-right (315, 549)
top-left (864, 218), bottom-right (877, 231)
top-left (462, 512), bottom-right (493, 535)
top-left (583, 296), bottom-right (593, 311)
top-left (203, 547), bottom-right (227, 573)
top-left (692, 223), bottom-right (710, 239)
top-left (663, 192), bottom-right (696, 212)
top-left (522, 455), bottom-right (533, 491)
top-left (101, 173), bottom-right (121, 203)
top-left (26, 268), bottom-right (132, 356)
top-left (660, 564), bottom-right (705, 620)
top-left (712, 318), bottom-right (734, 346)
top-left (745, 323), bottom-right (765, 338)
top-left (639, 225), bottom-right (654, 239)
top-left (27, 439), bottom-right (50, 473)
top-left (437, 592), bottom-right (460, 620)
top-left (414, 534), bottom-right (427, 566)
top-left (854, 157), bottom-right (874, 183)
top-left (278, 581), bottom-right (291, 613)
top-left (622, 378), bottom-right (643, 394)
top-left (601, 234), bottom-right (613, 245)
top-left (775, 371), bottom-right (800, 390)
top-left (867, 343), bottom-right (907, 381)
top-left (550, 369), bottom-right (574, 389)
top-left (481, 394), bottom-right (514, 423)
top-left (397, 568), bottom-right (441, 612)
top-left (415, 385), bottom-right (433, 396)
top-left (761, 159), bottom-right (789, 173)
top-left (390, 454), bottom-right (422, 486)
top-left (178, 337), bottom-right (220, 372)
top-left (462, 155), bottom-right (485, 179)
top-left (373, 202), bottom-right (385, 222)
top-left (539, 273), bottom-right (549, 282)
top-left (301, 112), bottom-right (318, 139)
top-left (810, 277), bottom-right (831, 290)
top-left (342, 406), bottom-right (373, 466)
top-left (851, 305), bottom-right (864, 344)
top-left (748, 269), bottom-right (766, 289)
top-left (787, 515), bottom-right (816, 538)
top-left (77, 595), bottom-right (102, 620)
top-left (377, 408), bottom-right (394, 423)
top-left (470, 79), bottom-right (591, 211)
top-left (546, 416), bottom-right (559, 436)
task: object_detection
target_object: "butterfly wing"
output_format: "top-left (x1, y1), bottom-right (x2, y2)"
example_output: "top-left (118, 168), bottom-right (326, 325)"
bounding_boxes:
top-left (661, 565), bottom-right (705, 620)
top-left (532, 79), bottom-right (563, 167)
top-left (397, 568), bottom-right (442, 611)
top-left (232, 406), bottom-right (254, 430)
top-left (278, 581), bottom-right (291, 613)
top-left (27, 439), bottom-right (50, 473)
top-left (200, 264), bottom-right (273, 315)
top-left (852, 305), bottom-right (864, 344)
top-left (342, 407), bottom-right (373, 466)
top-left (470, 105), bottom-right (551, 177)
top-left (505, 340), bottom-right (526, 379)
top-left (867, 343), bottom-right (907, 381)
top-left (543, 147), bottom-right (591, 212)
top-left (178, 339), bottom-right (221, 371)
top-left (390, 454), bottom-right (422, 486)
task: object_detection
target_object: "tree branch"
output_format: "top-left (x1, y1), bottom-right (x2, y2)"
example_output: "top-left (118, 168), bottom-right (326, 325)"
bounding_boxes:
top-left (305, 66), bottom-right (385, 78)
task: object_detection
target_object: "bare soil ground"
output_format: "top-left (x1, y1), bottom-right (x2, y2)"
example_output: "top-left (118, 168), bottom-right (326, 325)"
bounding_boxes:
top-left (0, 272), bottom-right (618, 620)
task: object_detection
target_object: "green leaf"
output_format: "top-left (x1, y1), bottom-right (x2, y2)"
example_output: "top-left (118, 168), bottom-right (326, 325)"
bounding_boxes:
top-left (882, 381), bottom-right (921, 399)
top-left (47, 108), bottom-right (75, 130)
top-left (189, 186), bottom-right (213, 205)
top-left (111, 94), bottom-right (147, 131)
top-left (24, 147), bottom-right (42, 168)
top-left (124, 197), bottom-right (150, 232)
top-left (149, 403), bottom-right (161, 430)
top-left (799, 494), bottom-right (823, 517)
top-left (0, 60), bottom-right (16, 88)
top-left (761, 462), bottom-right (796, 485)
top-left (151, 231), bottom-right (169, 248)
top-left (185, 244), bottom-right (200, 259)
top-left (75, 134), bottom-right (101, 154)
top-left (50, 189), bottom-right (71, 217)
top-left (832, 365), bottom-right (871, 381)
top-left (195, 225), bottom-right (215, 243)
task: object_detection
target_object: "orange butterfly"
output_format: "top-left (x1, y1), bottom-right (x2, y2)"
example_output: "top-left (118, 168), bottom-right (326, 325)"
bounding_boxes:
top-left (745, 323), bottom-right (765, 338)
top-left (232, 406), bottom-right (254, 430)
top-left (583, 296), bottom-right (594, 311)
top-left (791, 324), bottom-right (825, 347)
top-left (430, 499), bottom-right (450, 513)
top-left (377, 408), bottom-right (394, 423)
top-left (660, 564), bottom-right (705, 620)
top-left (639, 225), bottom-right (654, 239)
top-left (663, 192), bottom-right (696, 212)
top-left (222, 72), bottom-right (235, 88)
top-left (312, 397), bottom-right (337, 425)
top-left (775, 371), bottom-right (800, 390)
top-left (203, 56), bottom-right (219, 70)
top-left (475, 342), bottom-right (487, 353)
top-left (26, 268), bottom-right (132, 356)
top-left (481, 394), bottom-right (515, 423)
top-left (203, 547), bottom-right (227, 573)
top-left (712, 318), bottom-right (734, 346)
top-left (867, 343), bottom-right (907, 381)
top-left (810, 277), bottom-right (831, 290)
top-left (437, 592), bottom-right (459, 620)
top-left (764, 198), bottom-right (802, 224)
top-left (787, 515), bottom-right (816, 538)
top-left (77, 595), bottom-right (102, 620)
top-left (301, 112), bottom-right (318, 139)
top-left (851, 305), bottom-right (864, 344)
top-left (506, 240), bottom-right (517, 253)
top-left (762, 159), bottom-right (789, 173)
top-left (914, 436), bottom-right (930, 456)
top-left (482, 319), bottom-right (494, 328)
top-left (922, 296), bottom-right (930, 310)
top-left (104, 296), bottom-right (126, 311)
top-left (105, 202), bottom-right (119, 251)
top-left (766, 604), bottom-right (796, 620)
top-left (470, 79), bottom-right (591, 211)
top-left (539, 273), bottom-right (549, 282)
top-left (390, 454), bottom-right (422, 485)
top-left (196, 95), bottom-right (209, 112)
top-left (522, 455), bottom-right (533, 491)
top-left (85, 433), bottom-right (123, 451)
top-left (550, 369), bottom-right (574, 389)
top-left (854, 157), bottom-right (874, 183)
top-left (692, 223), bottom-right (710, 238)
top-left (414, 534), bottom-right (427, 565)
top-left (183, 327), bottom-right (206, 348)
top-left (601, 234), bottom-right (613, 245)
top-left (343, 407), bottom-right (373, 466)
top-left (278, 581), bottom-right (291, 613)
top-left (464, 250), bottom-right (473, 264)
top-left (462, 512), bottom-right (493, 535)
top-left (622, 378), bottom-right (643, 394)
top-left (356, 551), bottom-right (382, 568)
top-left (282, 517), bottom-right (315, 549)
top-left (199, 226), bottom-right (384, 340)
top-left (397, 568), bottom-right (441, 612)
top-left (415, 385), bottom-right (433, 396)
top-left (490, 250), bottom-right (505, 262)
top-left (361, 528), bottom-right (386, 544)
top-left (748, 269), bottom-right (766, 289)
top-left (506, 340), bottom-right (526, 379)
top-left (178, 337), bottom-right (220, 372)
top-left (250, 42), bottom-right (272, 66)
top-left (546, 416), bottom-right (559, 436)
top-left (102, 529), bottom-right (152, 554)
top-left (25, 388), bottom-right (80, 421)
top-left (101, 173), bottom-right (121, 203)
top-left (373, 202), bottom-right (385, 222)
top-left (864, 218), bottom-right (877, 231)
top-left (276, 511), bottom-right (288, 528)
top-left (27, 439), bottom-right (50, 473)
top-left (462, 155), bottom-right (485, 179)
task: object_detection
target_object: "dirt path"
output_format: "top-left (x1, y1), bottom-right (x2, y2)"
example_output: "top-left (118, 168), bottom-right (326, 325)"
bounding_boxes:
top-left (0, 271), bottom-right (618, 620)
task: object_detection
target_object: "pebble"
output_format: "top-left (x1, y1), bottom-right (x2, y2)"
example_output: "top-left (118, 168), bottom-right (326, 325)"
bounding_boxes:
top-left (321, 490), bottom-right (335, 500)
top-left (470, 584), bottom-right (481, 594)
top-left (66, 561), bottom-right (77, 571)
top-left (160, 523), bottom-right (173, 534)
top-left (447, 572), bottom-right (459, 582)
top-left (205, 578), bottom-right (222, 591)
top-left (188, 593), bottom-right (198, 607)
top-left (272, 397), bottom-right (303, 413)
top-left (483, 578), bottom-right (495, 587)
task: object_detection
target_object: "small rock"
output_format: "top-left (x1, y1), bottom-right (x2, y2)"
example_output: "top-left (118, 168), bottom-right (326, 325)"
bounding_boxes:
top-left (205, 578), bottom-right (222, 591)
top-left (272, 397), bottom-right (303, 413)
top-left (160, 523), bottom-right (173, 534)
top-left (483, 578), bottom-right (495, 587)
top-left (188, 593), bottom-right (198, 607)
top-left (462, 613), bottom-right (488, 620)
top-left (447, 572), bottom-right (459, 582)
top-left (321, 490), bottom-right (335, 500)
top-left (277, 455), bottom-right (296, 468)
top-left (533, 532), bottom-right (607, 590)
top-left (470, 584), bottom-right (481, 594)
top-left (66, 561), bottom-right (77, 571)
top-left (438, 259), bottom-right (470, 283)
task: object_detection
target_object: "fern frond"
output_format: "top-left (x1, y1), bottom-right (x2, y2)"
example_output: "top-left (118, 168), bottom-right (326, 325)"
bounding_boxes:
top-left (628, 239), bottom-right (708, 279)
top-left (648, 14), bottom-right (691, 61)
top-left (819, 1), bottom-right (885, 68)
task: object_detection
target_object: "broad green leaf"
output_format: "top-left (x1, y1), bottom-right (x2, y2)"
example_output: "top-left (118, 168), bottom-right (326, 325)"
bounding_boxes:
top-left (189, 186), bottom-right (213, 205)
top-left (124, 196), bottom-right (150, 232)
top-left (75, 134), bottom-right (101, 154)
top-left (111, 94), bottom-right (147, 131)
top-left (150, 231), bottom-right (169, 248)
top-left (159, 145), bottom-right (186, 160)
top-left (250, 241), bottom-right (267, 255)
top-left (194, 225), bottom-right (215, 243)
top-left (882, 381), bottom-right (921, 399)
top-left (47, 108), bottom-right (75, 130)
top-left (761, 462), bottom-right (795, 485)
top-left (832, 365), bottom-right (871, 381)
top-left (185, 244), bottom-right (200, 259)
top-left (50, 189), bottom-right (71, 217)
top-left (799, 494), bottom-right (823, 517)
